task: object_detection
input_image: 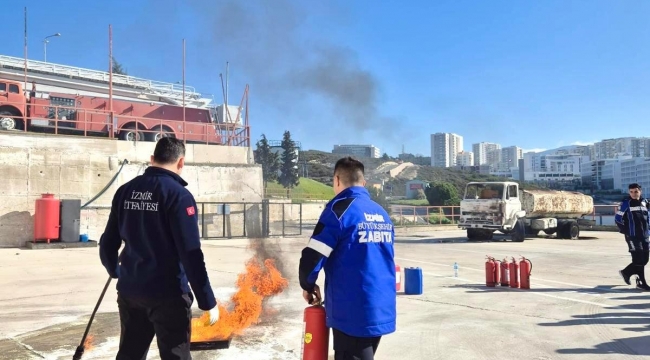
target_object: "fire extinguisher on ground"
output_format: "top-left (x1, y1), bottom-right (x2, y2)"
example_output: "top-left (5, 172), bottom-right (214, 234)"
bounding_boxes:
top-left (500, 258), bottom-right (509, 286)
top-left (519, 256), bottom-right (532, 289)
top-left (485, 256), bottom-right (497, 287)
top-left (509, 257), bottom-right (519, 288)
top-left (302, 293), bottom-right (329, 360)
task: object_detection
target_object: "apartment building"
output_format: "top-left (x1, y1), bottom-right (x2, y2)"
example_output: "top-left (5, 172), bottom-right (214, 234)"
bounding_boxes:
top-left (430, 133), bottom-right (463, 167)
top-left (472, 142), bottom-right (501, 166)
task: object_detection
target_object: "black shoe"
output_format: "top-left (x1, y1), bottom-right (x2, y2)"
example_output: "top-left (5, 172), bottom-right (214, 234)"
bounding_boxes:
top-left (636, 278), bottom-right (650, 291)
top-left (620, 270), bottom-right (632, 285)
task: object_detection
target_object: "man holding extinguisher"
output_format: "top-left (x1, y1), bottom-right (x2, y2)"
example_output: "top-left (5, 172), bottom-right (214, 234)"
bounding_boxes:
top-left (617, 182), bottom-right (650, 290)
top-left (298, 156), bottom-right (396, 360)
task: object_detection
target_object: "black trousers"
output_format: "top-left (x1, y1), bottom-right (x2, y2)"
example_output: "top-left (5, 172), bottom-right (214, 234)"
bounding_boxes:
top-left (622, 236), bottom-right (650, 285)
top-left (333, 328), bottom-right (382, 360)
top-left (116, 292), bottom-right (193, 360)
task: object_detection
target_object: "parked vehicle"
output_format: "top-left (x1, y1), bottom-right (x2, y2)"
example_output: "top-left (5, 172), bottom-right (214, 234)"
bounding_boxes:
top-left (458, 181), bottom-right (595, 242)
top-left (0, 54), bottom-right (247, 145)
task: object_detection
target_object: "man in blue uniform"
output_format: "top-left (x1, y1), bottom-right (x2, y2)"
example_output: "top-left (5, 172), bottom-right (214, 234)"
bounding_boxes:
top-left (617, 183), bottom-right (650, 291)
top-left (99, 137), bottom-right (219, 360)
top-left (298, 156), bottom-right (396, 360)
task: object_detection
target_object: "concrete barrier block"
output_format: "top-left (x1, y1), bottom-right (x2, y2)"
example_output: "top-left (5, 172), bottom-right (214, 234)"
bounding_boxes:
top-left (62, 154), bottom-right (91, 167)
top-left (29, 149), bottom-right (62, 166)
top-left (60, 180), bottom-right (90, 196)
top-left (5, 165), bottom-right (29, 180)
top-left (30, 165), bottom-right (61, 181)
top-left (1, 178), bottom-right (29, 196)
top-left (0, 147), bottom-right (29, 166)
top-left (29, 178), bottom-right (60, 195)
top-left (60, 166), bottom-right (90, 182)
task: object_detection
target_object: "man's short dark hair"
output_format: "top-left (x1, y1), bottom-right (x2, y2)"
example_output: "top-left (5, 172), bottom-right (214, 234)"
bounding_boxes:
top-left (334, 157), bottom-right (365, 185)
top-left (629, 183), bottom-right (642, 190)
top-left (153, 137), bottom-right (185, 164)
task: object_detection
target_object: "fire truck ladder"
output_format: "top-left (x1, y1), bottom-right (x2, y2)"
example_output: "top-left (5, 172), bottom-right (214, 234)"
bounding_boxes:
top-left (0, 55), bottom-right (212, 108)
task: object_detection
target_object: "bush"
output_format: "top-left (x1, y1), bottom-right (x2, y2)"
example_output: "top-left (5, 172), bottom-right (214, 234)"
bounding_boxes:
top-left (425, 181), bottom-right (460, 206)
top-left (428, 214), bottom-right (452, 225)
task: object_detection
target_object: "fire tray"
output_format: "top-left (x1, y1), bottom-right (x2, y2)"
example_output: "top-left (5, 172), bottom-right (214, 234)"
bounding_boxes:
top-left (190, 338), bottom-right (232, 351)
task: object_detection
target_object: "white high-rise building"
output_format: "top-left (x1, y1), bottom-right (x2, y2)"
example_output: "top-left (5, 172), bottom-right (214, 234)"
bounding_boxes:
top-left (456, 151), bottom-right (474, 167)
top-left (501, 146), bottom-right (524, 169)
top-left (472, 142), bottom-right (501, 166)
top-left (430, 133), bottom-right (464, 167)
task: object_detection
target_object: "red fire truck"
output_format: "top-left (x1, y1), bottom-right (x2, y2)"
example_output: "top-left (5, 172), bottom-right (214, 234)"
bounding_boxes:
top-left (0, 55), bottom-right (247, 145)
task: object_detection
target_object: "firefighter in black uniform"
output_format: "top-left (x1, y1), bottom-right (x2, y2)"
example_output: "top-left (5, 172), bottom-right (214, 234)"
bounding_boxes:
top-left (617, 183), bottom-right (650, 290)
top-left (99, 137), bottom-right (219, 359)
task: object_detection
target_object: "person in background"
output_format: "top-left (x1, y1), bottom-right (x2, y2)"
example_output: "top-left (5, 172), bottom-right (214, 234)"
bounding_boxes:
top-left (298, 156), bottom-right (396, 360)
top-left (617, 182), bottom-right (650, 291)
top-left (99, 137), bottom-right (219, 360)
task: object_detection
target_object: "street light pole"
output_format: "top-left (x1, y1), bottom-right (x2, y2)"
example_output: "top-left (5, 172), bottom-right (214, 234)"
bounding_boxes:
top-left (43, 33), bottom-right (61, 62)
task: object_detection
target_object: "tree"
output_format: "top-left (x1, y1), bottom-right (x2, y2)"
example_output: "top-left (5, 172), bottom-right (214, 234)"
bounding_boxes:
top-left (425, 181), bottom-right (460, 206)
top-left (382, 153), bottom-right (390, 161)
top-left (367, 186), bottom-right (391, 214)
top-left (254, 134), bottom-right (280, 188)
top-left (112, 56), bottom-right (128, 75)
top-left (279, 130), bottom-right (300, 190)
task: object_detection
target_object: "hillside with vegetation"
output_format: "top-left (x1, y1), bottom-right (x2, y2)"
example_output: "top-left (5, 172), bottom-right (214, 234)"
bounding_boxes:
top-left (299, 150), bottom-right (540, 200)
top-left (265, 177), bottom-right (334, 199)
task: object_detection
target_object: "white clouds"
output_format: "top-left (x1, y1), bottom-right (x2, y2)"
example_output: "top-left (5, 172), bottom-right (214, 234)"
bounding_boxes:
top-left (522, 148), bottom-right (546, 153)
top-left (571, 140), bottom-right (596, 146)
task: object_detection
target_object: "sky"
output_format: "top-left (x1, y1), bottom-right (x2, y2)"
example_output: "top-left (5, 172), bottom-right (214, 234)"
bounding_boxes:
top-left (2, 1), bottom-right (650, 156)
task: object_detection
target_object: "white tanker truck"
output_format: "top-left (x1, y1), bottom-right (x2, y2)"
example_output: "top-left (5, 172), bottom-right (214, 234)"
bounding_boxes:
top-left (458, 181), bottom-right (595, 242)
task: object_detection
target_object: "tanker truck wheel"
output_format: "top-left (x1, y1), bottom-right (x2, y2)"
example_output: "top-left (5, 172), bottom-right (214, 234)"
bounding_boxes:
top-left (558, 221), bottom-right (580, 240)
top-left (511, 219), bottom-right (525, 242)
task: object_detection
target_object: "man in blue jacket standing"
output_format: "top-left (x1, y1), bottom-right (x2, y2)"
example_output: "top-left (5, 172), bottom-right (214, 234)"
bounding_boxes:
top-left (99, 137), bottom-right (219, 360)
top-left (617, 183), bottom-right (650, 291)
top-left (298, 157), bottom-right (396, 360)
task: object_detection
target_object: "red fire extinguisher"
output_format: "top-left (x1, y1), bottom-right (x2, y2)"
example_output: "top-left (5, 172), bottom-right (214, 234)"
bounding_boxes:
top-left (493, 258), bottom-right (501, 286)
top-left (485, 256), bottom-right (497, 287)
top-left (509, 257), bottom-right (519, 288)
top-left (519, 256), bottom-right (532, 290)
top-left (500, 258), bottom-right (509, 286)
top-left (301, 295), bottom-right (329, 360)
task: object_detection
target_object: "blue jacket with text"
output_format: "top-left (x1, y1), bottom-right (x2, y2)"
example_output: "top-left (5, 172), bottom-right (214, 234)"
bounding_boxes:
top-left (99, 166), bottom-right (217, 311)
top-left (298, 186), bottom-right (396, 337)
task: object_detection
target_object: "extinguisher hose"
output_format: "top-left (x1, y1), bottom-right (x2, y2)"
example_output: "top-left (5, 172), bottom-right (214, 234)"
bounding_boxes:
top-left (72, 275), bottom-right (112, 360)
top-left (528, 259), bottom-right (533, 274)
top-left (80, 159), bottom-right (129, 209)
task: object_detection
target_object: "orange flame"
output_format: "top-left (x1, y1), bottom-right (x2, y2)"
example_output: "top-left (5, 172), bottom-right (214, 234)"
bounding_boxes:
top-left (83, 334), bottom-right (94, 351)
top-left (191, 256), bottom-right (288, 342)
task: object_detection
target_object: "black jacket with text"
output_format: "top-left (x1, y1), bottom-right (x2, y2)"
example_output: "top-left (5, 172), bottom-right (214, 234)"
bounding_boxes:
top-left (99, 166), bottom-right (217, 311)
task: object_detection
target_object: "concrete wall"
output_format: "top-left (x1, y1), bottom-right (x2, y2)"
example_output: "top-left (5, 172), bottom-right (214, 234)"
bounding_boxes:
top-left (0, 133), bottom-right (262, 247)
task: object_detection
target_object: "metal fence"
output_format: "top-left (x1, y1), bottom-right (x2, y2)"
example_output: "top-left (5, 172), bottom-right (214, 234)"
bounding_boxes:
top-left (197, 201), bottom-right (304, 239)
top-left (389, 204), bottom-right (623, 227)
top-left (0, 98), bottom-right (250, 147)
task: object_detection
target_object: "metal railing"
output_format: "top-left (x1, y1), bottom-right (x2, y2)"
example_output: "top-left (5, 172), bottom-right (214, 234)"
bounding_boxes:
top-left (263, 188), bottom-right (333, 201)
top-left (79, 201), bottom-right (305, 241)
top-left (0, 55), bottom-right (207, 105)
top-left (0, 99), bottom-right (250, 147)
top-left (389, 204), bottom-right (624, 228)
top-left (390, 205), bottom-right (460, 226)
top-left (197, 201), bottom-right (304, 239)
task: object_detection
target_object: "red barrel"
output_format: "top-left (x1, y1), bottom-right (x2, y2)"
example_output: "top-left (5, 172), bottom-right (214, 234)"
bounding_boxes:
top-left (34, 193), bottom-right (61, 243)
top-left (301, 305), bottom-right (329, 360)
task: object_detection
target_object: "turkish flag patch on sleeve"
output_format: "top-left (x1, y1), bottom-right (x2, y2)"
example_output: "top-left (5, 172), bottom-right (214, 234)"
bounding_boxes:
top-left (186, 206), bottom-right (196, 216)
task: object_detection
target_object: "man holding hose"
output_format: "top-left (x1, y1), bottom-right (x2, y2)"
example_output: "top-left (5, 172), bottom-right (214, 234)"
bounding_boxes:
top-left (100, 137), bottom-right (219, 359)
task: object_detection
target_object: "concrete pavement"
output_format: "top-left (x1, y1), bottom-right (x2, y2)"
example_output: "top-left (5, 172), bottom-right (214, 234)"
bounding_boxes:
top-left (1, 229), bottom-right (649, 359)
